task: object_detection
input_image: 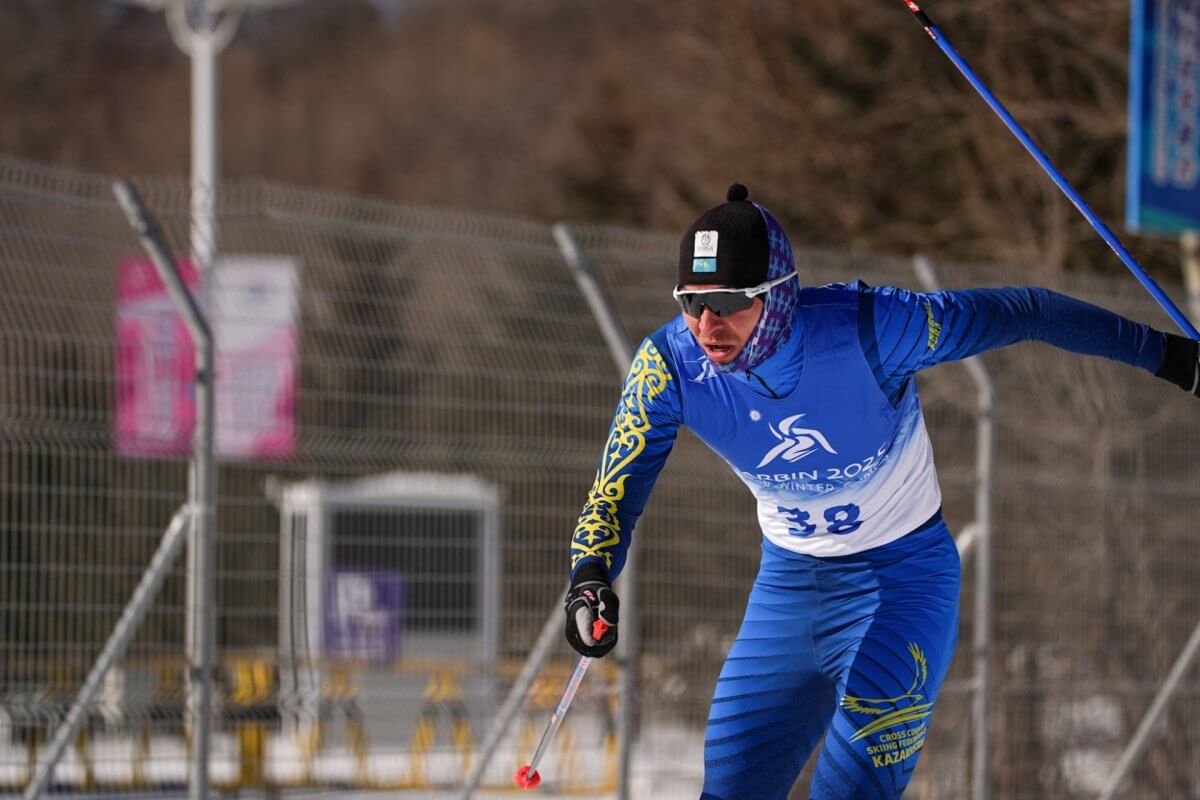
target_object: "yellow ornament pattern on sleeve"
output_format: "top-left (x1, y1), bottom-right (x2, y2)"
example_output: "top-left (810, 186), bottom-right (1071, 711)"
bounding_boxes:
top-left (571, 340), bottom-right (673, 570)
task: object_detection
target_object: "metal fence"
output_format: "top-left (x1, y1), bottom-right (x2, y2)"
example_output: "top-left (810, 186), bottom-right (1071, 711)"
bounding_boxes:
top-left (1, 154), bottom-right (1198, 799)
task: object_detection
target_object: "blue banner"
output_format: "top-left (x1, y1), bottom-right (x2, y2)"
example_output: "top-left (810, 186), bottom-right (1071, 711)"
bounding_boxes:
top-left (1127, 0), bottom-right (1200, 235)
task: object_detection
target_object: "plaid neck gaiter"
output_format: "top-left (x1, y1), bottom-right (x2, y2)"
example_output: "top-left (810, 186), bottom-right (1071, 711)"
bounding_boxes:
top-left (718, 203), bottom-right (799, 374)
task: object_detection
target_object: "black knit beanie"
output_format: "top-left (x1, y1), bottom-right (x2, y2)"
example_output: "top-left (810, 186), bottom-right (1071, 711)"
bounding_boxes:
top-left (677, 183), bottom-right (769, 287)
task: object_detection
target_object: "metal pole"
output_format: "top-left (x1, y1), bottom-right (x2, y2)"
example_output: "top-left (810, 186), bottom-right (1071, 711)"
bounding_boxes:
top-left (23, 508), bottom-right (193, 800)
top-left (970, 363), bottom-right (995, 800)
top-left (913, 255), bottom-right (994, 800)
top-left (552, 224), bottom-right (637, 371)
top-left (191, 1), bottom-right (219, 280)
top-left (188, 248), bottom-right (218, 800)
top-left (1097, 621), bottom-right (1200, 800)
top-left (113, 179), bottom-right (218, 800)
top-left (955, 522), bottom-right (979, 563)
top-left (179, 17), bottom-right (224, 781)
top-left (554, 223), bottom-right (638, 800)
top-left (459, 588), bottom-right (569, 798)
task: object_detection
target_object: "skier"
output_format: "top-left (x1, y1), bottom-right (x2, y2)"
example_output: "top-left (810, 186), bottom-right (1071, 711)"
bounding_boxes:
top-left (563, 184), bottom-right (1200, 799)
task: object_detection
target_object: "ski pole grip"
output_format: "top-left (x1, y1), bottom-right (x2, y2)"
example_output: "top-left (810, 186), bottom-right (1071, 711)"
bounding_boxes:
top-left (592, 619), bottom-right (609, 640)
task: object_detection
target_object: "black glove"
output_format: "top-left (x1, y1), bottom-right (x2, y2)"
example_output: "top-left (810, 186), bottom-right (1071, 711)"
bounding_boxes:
top-left (564, 562), bottom-right (619, 658)
top-left (1156, 333), bottom-right (1200, 397)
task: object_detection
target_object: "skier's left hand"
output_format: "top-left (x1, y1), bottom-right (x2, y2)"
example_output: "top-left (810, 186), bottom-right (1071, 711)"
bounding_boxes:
top-left (564, 563), bottom-right (619, 658)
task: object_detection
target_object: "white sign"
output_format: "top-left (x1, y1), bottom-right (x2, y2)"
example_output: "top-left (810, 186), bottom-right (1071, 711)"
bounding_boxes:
top-left (213, 256), bottom-right (299, 460)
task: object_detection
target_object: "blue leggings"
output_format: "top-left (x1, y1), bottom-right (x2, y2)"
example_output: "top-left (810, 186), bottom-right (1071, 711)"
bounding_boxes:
top-left (701, 516), bottom-right (961, 800)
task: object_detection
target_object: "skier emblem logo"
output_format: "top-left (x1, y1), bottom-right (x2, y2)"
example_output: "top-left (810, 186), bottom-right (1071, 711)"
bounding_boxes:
top-left (756, 413), bottom-right (837, 468)
top-left (689, 356), bottom-right (718, 384)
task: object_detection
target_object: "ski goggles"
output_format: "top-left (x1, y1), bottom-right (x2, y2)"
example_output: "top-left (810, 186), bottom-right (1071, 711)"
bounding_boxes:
top-left (672, 271), bottom-right (797, 318)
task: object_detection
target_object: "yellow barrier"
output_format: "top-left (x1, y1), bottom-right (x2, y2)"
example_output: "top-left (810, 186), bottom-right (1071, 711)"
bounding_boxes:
top-left (226, 656), bottom-right (277, 791)
top-left (403, 670), bottom-right (475, 789)
top-left (5, 655), bottom-right (616, 795)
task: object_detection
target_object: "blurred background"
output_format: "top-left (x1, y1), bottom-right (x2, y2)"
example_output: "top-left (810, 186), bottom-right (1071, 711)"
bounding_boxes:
top-left (2, 0), bottom-right (1191, 273)
top-left (1, 1), bottom-right (1198, 798)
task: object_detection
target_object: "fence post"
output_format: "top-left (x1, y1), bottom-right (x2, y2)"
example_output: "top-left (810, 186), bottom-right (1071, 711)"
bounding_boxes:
top-left (913, 255), bottom-right (994, 800)
top-left (113, 180), bottom-right (218, 800)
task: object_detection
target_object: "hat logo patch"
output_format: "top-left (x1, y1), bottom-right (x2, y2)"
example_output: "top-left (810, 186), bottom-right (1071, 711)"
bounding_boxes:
top-left (694, 230), bottom-right (718, 258)
top-left (692, 257), bottom-right (717, 273)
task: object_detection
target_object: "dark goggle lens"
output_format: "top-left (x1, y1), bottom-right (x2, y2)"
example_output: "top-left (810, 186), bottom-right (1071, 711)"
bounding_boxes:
top-left (675, 290), bottom-right (756, 318)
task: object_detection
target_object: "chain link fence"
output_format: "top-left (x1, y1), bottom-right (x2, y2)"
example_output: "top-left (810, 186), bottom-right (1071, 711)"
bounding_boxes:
top-left (1, 155), bottom-right (1198, 799)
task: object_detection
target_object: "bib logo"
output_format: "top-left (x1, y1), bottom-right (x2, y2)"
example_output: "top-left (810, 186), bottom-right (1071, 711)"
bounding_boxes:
top-left (689, 356), bottom-right (719, 384)
top-left (756, 413), bottom-right (837, 468)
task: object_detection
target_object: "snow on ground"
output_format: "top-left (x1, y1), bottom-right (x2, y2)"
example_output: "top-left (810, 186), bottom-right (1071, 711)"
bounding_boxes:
top-left (0, 722), bottom-right (706, 798)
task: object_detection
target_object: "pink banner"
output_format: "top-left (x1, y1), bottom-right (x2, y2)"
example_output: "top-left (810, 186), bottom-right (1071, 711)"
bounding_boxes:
top-left (114, 257), bottom-right (198, 457)
top-left (114, 255), bottom-right (299, 461)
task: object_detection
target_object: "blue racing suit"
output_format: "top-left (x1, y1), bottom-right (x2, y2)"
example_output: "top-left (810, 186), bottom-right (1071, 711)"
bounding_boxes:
top-left (569, 281), bottom-right (1165, 799)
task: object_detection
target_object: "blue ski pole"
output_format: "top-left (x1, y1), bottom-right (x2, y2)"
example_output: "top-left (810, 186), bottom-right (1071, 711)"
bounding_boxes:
top-left (899, 0), bottom-right (1199, 339)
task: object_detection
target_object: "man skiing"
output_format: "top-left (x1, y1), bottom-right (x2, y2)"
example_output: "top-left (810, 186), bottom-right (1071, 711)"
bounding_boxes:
top-left (563, 184), bottom-right (1200, 799)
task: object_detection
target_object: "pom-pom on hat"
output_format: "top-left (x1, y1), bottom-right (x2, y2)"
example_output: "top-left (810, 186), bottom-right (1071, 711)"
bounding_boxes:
top-left (677, 183), bottom-right (770, 288)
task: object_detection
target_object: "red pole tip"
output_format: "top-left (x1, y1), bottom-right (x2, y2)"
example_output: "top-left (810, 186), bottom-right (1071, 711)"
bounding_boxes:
top-left (514, 764), bottom-right (542, 789)
top-left (592, 619), bottom-right (609, 640)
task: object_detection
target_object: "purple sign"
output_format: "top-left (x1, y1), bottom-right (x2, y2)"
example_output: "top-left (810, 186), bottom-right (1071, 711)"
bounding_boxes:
top-left (324, 571), bottom-right (405, 662)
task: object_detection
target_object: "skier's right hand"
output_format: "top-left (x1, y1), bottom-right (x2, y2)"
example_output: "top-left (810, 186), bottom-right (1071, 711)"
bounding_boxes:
top-left (564, 562), bottom-right (619, 658)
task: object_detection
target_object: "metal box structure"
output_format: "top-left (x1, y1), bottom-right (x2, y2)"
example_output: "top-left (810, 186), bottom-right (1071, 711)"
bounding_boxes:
top-left (273, 471), bottom-right (502, 750)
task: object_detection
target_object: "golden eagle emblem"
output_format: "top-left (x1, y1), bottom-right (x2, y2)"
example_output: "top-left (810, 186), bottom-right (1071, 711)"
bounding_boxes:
top-left (840, 642), bottom-right (934, 742)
